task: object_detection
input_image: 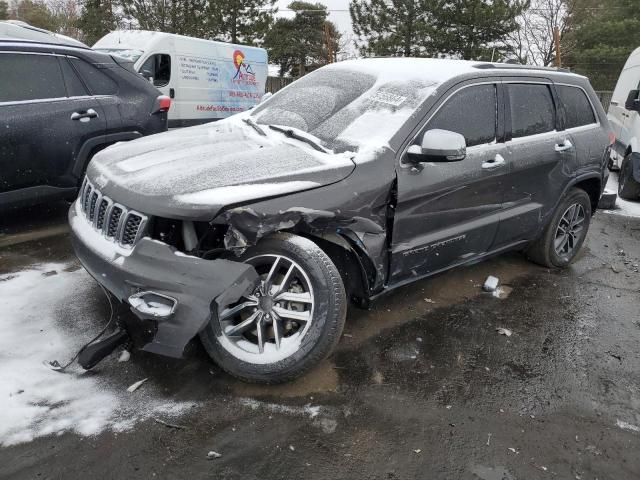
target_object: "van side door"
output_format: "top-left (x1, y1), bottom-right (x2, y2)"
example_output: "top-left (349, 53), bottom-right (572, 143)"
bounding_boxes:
top-left (390, 82), bottom-right (508, 284)
top-left (493, 80), bottom-right (576, 248)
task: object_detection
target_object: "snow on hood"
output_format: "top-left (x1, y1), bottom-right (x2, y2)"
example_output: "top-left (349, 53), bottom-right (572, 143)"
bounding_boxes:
top-left (87, 117), bottom-right (355, 220)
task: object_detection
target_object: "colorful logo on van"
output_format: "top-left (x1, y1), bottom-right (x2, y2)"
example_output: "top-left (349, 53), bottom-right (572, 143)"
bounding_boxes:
top-left (233, 49), bottom-right (256, 84)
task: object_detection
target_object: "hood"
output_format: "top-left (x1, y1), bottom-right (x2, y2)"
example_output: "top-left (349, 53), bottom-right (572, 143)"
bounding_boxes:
top-left (87, 119), bottom-right (356, 220)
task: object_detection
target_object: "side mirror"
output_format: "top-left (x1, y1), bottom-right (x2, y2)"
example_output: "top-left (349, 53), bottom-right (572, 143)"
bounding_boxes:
top-left (625, 89), bottom-right (640, 111)
top-left (407, 129), bottom-right (466, 163)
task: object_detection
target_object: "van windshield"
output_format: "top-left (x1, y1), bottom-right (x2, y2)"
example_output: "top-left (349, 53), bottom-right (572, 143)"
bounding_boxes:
top-left (95, 48), bottom-right (144, 63)
top-left (250, 66), bottom-right (437, 152)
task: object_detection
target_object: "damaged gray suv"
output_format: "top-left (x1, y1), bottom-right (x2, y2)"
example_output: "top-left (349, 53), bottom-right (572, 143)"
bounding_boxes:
top-left (70, 58), bottom-right (612, 383)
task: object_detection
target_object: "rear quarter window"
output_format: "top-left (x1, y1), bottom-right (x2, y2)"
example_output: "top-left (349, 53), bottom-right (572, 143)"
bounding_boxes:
top-left (508, 83), bottom-right (555, 138)
top-left (70, 58), bottom-right (118, 95)
top-left (556, 85), bottom-right (597, 129)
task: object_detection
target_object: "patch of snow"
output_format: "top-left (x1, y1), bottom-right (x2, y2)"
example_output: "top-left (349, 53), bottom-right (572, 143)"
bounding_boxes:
top-left (0, 263), bottom-right (196, 447)
top-left (238, 398), bottom-right (326, 420)
top-left (174, 181), bottom-right (320, 206)
top-left (603, 173), bottom-right (640, 217)
top-left (616, 419), bottom-right (640, 433)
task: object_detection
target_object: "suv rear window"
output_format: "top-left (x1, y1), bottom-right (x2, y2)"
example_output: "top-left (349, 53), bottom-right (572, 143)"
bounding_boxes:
top-left (508, 84), bottom-right (555, 138)
top-left (556, 85), bottom-right (596, 129)
top-left (0, 53), bottom-right (66, 102)
top-left (70, 58), bottom-right (118, 95)
top-left (427, 84), bottom-right (497, 147)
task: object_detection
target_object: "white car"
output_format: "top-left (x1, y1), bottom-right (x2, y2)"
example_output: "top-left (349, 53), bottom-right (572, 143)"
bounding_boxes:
top-left (0, 20), bottom-right (87, 47)
top-left (608, 46), bottom-right (640, 199)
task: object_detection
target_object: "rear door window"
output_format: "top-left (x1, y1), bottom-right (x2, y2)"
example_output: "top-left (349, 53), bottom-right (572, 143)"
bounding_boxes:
top-left (427, 84), bottom-right (497, 147)
top-left (0, 53), bottom-right (66, 102)
top-left (70, 58), bottom-right (118, 95)
top-left (60, 57), bottom-right (88, 97)
top-left (556, 85), bottom-right (597, 128)
top-left (508, 84), bottom-right (555, 138)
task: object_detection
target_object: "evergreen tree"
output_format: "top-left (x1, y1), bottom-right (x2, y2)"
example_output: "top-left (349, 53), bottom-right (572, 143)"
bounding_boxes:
top-left (564, 0), bottom-right (640, 90)
top-left (350, 0), bottom-right (437, 57)
top-left (350, 0), bottom-right (527, 59)
top-left (206, 0), bottom-right (276, 44)
top-left (0, 1), bottom-right (8, 20)
top-left (77, 0), bottom-right (117, 45)
top-left (434, 0), bottom-right (528, 60)
top-left (264, 2), bottom-right (339, 77)
top-left (119, 0), bottom-right (208, 36)
top-left (11, 0), bottom-right (59, 31)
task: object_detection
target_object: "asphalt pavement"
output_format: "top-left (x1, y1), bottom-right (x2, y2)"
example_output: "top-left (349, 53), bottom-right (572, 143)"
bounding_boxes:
top-left (1, 201), bottom-right (639, 479)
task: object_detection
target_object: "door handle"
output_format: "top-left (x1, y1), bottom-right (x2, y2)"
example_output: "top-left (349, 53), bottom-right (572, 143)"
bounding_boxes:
top-left (482, 153), bottom-right (506, 170)
top-left (169, 88), bottom-right (175, 99)
top-left (71, 108), bottom-right (99, 121)
top-left (554, 139), bottom-right (574, 152)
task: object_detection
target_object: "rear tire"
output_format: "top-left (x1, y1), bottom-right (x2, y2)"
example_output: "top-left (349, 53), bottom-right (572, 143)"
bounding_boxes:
top-left (526, 188), bottom-right (592, 268)
top-left (200, 233), bottom-right (347, 384)
top-left (618, 154), bottom-right (640, 200)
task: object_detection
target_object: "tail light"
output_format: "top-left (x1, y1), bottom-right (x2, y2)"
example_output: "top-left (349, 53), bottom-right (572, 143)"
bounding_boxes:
top-left (608, 132), bottom-right (616, 145)
top-left (152, 95), bottom-right (171, 114)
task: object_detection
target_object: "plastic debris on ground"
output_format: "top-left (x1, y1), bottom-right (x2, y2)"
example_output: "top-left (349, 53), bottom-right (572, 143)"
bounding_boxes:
top-left (207, 451), bottom-right (222, 459)
top-left (127, 378), bottom-right (148, 393)
top-left (118, 350), bottom-right (131, 362)
top-left (496, 328), bottom-right (513, 337)
top-left (483, 276), bottom-right (499, 292)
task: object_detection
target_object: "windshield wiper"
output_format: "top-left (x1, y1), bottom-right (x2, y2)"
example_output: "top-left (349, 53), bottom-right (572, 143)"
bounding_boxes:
top-left (268, 125), bottom-right (330, 153)
top-left (242, 117), bottom-right (266, 136)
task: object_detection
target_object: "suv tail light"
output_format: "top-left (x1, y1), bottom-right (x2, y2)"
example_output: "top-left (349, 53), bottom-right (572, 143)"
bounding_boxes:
top-left (608, 132), bottom-right (616, 146)
top-left (153, 95), bottom-right (171, 114)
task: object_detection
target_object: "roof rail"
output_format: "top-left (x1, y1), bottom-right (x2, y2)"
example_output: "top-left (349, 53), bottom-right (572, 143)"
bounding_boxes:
top-left (473, 63), bottom-right (571, 73)
top-left (0, 38), bottom-right (90, 49)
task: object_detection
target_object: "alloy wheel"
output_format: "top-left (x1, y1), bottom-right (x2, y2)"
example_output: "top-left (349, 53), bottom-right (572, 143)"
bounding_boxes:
top-left (554, 203), bottom-right (585, 257)
top-left (216, 254), bottom-right (315, 364)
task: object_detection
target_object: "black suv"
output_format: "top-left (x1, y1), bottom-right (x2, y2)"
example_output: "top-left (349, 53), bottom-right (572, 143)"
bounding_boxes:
top-left (70, 58), bottom-right (612, 383)
top-left (0, 40), bottom-right (169, 210)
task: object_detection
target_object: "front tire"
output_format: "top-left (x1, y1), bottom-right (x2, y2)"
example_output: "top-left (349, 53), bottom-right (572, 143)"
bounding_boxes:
top-left (200, 233), bottom-right (347, 383)
top-left (526, 188), bottom-right (592, 268)
top-left (618, 154), bottom-right (640, 200)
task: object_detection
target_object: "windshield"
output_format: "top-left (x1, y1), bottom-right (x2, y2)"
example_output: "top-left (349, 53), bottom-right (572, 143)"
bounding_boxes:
top-left (95, 48), bottom-right (144, 63)
top-left (250, 65), bottom-right (437, 153)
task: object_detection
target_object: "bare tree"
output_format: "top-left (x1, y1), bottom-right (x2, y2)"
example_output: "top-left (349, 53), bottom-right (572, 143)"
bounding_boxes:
top-left (505, 0), bottom-right (575, 66)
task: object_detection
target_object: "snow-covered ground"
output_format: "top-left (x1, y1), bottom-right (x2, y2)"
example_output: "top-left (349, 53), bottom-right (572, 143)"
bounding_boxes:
top-left (0, 263), bottom-right (196, 447)
top-left (603, 172), bottom-right (640, 217)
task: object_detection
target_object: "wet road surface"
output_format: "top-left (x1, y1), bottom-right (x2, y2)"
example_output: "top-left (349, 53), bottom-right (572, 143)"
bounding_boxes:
top-left (1, 203), bottom-right (639, 479)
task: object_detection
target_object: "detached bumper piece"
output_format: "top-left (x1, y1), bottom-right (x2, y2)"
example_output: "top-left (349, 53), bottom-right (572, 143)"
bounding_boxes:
top-left (69, 203), bottom-right (259, 358)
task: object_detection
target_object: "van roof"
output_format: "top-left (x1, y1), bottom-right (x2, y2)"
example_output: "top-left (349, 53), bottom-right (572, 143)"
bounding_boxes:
top-left (93, 30), bottom-right (267, 54)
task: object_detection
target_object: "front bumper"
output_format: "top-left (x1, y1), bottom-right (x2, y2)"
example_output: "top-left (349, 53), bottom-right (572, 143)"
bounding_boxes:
top-left (69, 200), bottom-right (258, 358)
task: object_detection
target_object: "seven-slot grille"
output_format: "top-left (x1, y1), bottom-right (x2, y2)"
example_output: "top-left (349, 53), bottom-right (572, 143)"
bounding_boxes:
top-left (79, 178), bottom-right (148, 248)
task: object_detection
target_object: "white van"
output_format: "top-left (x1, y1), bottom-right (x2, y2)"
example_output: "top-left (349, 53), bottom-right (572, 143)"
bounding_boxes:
top-left (93, 30), bottom-right (268, 127)
top-left (0, 20), bottom-right (87, 47)
top-left (607, 46), bottom-right (640, 199)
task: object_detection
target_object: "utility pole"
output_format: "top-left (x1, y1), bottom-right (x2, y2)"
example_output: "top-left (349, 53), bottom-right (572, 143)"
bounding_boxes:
top-left (553, 26), bottom-right (562, 67)
top-left (324, 22), bottom-right (333, 64)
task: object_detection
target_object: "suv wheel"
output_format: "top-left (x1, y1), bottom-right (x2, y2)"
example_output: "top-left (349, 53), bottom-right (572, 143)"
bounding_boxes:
top-left (526, 188), bottom-right (592, 268)
top-left (200, 233), bottom-right (347, 383)
top-left (618, 154), bottom-right (640, 200)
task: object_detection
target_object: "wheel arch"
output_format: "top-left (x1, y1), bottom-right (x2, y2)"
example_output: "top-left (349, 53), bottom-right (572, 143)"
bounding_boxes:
top-left (298, 232), bottom-right (374, 307)
top-left (572, 175), bottom-right (602, 213)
